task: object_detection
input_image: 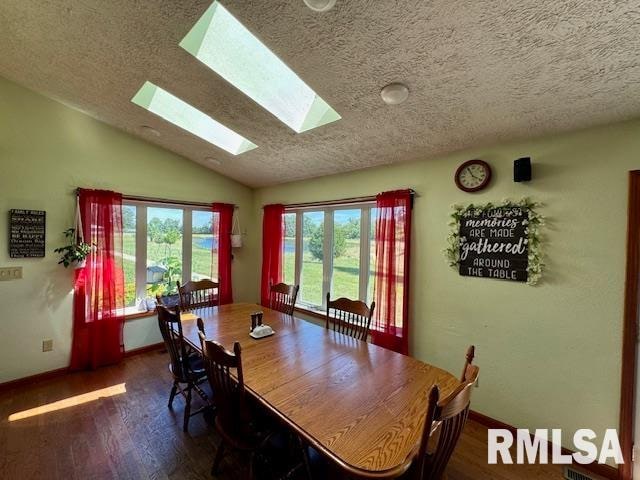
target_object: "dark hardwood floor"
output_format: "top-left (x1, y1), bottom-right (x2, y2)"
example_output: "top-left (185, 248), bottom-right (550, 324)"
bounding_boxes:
top-left (0, 349), bottom-right (567, 479)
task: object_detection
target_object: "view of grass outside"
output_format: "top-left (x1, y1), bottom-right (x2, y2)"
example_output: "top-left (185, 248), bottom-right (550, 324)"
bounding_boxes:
top-left (122, 205), bottom-right (136, 306)
top-left (331, 209), bottom-right (361, 300)
top-left (146, 207), bottom-right (183, 297)
top-left (300, 211), bottom-right (324, 305)
top-left (124, 205), bottom-right (376, 310)
top-left (192, 211), bottom-right (218, 281)
top-left (289, 209), bottom-right (364, 308)
top-left (122, 206), bottom-right (219, 306)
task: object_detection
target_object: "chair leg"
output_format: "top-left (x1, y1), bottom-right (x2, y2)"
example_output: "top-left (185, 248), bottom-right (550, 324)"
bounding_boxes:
top-left (298, 436), bottom-right (313, 480)
top-left (194, 382), bottom-right (209, 402)
top-left (212, 441), bottom-right (225, 475)
top-left (168, 381), bottom-right (178, 409)
top-left (183, 384), bottom-right (192, 432)
top-left (248, 451), bottom-right (255, 480)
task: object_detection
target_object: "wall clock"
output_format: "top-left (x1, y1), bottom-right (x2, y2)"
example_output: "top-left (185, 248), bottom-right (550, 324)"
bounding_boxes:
top-left (454, 160), bottom-right (492, 192)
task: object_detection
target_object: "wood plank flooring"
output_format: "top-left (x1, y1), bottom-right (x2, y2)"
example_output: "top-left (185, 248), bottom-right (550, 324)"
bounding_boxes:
top-left (0, 349), bottom-right (568, 479)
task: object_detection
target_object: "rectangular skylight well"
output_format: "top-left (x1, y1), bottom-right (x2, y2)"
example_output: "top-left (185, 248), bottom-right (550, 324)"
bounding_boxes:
top-left (131, 81), bottom-right (257, 155)
top-left (180, 1), bottom-right (341, 133)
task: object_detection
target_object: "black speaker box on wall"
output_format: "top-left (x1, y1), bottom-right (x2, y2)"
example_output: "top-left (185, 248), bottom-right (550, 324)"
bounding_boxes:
top-left (514, 157), bottom-right (532, 182)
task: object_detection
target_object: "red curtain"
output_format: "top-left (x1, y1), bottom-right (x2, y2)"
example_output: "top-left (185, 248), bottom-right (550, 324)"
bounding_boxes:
top-left (70, 189), bottom-right (125, 370)
top-left (212, 203), bottom-right (234, 305)
top-left (371, 189), bottom-right (413, 355)
top-left (260, 204), bottom-right (285, 306)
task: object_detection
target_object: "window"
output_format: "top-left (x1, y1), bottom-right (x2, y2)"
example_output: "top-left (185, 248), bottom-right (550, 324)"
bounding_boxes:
top-left (179, 1), bottom-right (341, 133)
top-left (122, 202), bottom-right (220, 313)
top-left (332, 209), bottom-right (361, 300)
top-left (286, 204), bottom-right (375, 311)
top-left (122, 205), bottom-right (137, 307)
top-left (300, 211), bottom-right (324, 306)
top-left (131, 81), bottom-right (257, 155)
top-left (147, 207), bottom-right (183, 297)
top-left (282, 212), bottom-right (296, 285)
top-left (192, 210), bottom-right (219, 281)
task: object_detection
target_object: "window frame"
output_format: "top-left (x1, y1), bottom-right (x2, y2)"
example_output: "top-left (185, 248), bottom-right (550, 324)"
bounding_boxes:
top-left (123, 201), bottom-right (217, 311)
top-left (285, 202), bottom-right (375, 312)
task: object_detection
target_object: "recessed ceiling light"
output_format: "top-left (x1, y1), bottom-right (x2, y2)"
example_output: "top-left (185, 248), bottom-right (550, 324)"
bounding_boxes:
top-left (131, 81), bottom-right (257, 155)
top-left (180, 1), bottom-right (341, 133)
top-left (303, 0), bottom-right (337, 12)
top-left (205, 157), bottom-right (222, 166)
top-left (380, 83), bottom-right (410, 105)
top-left (139, 125), bottom-right (161, 137)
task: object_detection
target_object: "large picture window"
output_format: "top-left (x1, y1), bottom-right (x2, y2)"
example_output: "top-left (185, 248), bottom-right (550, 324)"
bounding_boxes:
top-left (284, 204), bottom-right (375, 311)
top-left (122, 202), bottom-right (220, 312)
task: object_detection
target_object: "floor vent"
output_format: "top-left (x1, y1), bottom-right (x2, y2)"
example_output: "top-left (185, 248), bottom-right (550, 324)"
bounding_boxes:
top-left (563, 466), bottom-right (596, 480)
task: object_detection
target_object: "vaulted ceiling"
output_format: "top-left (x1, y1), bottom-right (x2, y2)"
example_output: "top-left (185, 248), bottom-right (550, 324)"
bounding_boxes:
top-left (1, 1), bottom-right (639, 187)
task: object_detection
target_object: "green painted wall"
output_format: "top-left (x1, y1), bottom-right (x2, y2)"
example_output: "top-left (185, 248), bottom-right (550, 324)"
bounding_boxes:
top-left (254, 119), bottom-right (640, 447)
top-left (0, 76), bottom-right (257, 382)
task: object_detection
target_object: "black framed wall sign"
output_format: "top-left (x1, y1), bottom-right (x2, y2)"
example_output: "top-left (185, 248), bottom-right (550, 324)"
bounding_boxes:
top-left (9, 209), bottom-right (46, 258)
top-left (445, 199), bottom-right (544, 285)
top-left (458, 206), bottom-right (529, 282)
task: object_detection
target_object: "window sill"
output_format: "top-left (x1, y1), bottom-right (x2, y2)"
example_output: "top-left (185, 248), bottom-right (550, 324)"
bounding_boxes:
top-left (124, 309), bottom-right (155, 321)
top-left (294, 305), bottom-right (326, 321)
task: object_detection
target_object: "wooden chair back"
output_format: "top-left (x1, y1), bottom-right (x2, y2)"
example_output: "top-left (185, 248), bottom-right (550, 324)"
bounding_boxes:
top-left (269, 282), bottom-right (299, 315)
top-left (157, 305), bottom-right (190, 381)
top-left (178, 279), bottom-right (219, 310)
top-left (414, 363), bottom-right (479, 480)
top-left (197, 322), bottom-right (249, 437)
top-left (325, 293), bottom-right (375, 341)
top-left (461, 345), bottom-right (475, 382)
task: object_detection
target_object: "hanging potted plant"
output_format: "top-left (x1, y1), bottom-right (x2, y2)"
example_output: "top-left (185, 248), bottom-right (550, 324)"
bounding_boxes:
top-left (54, 228), bottom-right (93, 268)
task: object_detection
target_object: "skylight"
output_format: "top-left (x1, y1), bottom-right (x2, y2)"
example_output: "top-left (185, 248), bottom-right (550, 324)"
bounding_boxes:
top-left (131, 81), bottom-right (257, 155)
top-left (180, 1), bottom-right (341, 133)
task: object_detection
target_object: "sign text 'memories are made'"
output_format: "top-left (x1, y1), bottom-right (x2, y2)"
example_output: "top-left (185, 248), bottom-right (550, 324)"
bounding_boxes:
top-left (458, 206), bottom-right (529, 282)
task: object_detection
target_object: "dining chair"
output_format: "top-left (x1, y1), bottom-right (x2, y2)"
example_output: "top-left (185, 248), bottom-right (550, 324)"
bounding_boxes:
top-left (408, 358), bottom-right (480, 480)
top-left (197, 320), bottom-right (273, 479)
top-left (269, 282), bottom-right (299, 315)
top-left (325, 293), bottom-right (375, 341)
top-left (197, 320), bottom-right (314, 480)
top-left (157, 305), bottom-right (209, 432)
top-left (177, 279), bottom-right (219, 311)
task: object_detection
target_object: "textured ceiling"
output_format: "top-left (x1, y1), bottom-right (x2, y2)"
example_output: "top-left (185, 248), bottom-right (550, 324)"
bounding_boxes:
top-left (1, 1), bottom-right (639, 187)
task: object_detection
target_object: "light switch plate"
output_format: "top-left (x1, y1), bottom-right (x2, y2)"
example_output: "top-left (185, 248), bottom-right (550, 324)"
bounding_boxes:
top-left (0, 267), bottom-right (22, 281)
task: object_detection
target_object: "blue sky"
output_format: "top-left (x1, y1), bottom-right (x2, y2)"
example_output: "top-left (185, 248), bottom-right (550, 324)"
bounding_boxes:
top-left (305, 209), bottom-right (360, 225)
top-left (147, 207), bottom-right (212, 229)
top-left (144, 207), bottom-right (360, 229)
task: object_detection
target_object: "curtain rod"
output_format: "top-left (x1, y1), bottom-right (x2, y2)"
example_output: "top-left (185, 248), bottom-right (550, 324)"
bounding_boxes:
top-left (278, 189), bottom-right (417, 209)
top-left (75, 188), bottom-right (238, 209)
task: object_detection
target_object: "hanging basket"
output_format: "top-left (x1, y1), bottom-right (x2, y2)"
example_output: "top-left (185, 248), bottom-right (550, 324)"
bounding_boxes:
top-left (73, 258), bottom-right (87, 269)
top-left (231, 211), bottom-right (243, 248)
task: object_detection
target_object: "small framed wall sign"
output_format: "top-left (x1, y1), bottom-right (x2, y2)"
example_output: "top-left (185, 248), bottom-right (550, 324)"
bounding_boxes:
top-left (9, 209), bottom-right (46, 258)
top-left (444, 199), bottom-right (544, 285)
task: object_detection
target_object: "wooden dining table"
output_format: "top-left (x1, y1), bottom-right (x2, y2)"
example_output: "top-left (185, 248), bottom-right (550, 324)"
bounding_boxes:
top-left (180, 303), bottom-right (460, 479)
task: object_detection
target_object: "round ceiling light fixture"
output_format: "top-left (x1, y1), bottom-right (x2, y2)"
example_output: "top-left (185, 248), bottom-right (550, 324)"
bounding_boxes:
top-left (205, 157), bottom-right (222, 166)
top-left (139, 125), bottom-right (160, 137)
top-left (303, 0), bottom-right (337, 12)
top-left (380, 83), bottom-right (410, 105)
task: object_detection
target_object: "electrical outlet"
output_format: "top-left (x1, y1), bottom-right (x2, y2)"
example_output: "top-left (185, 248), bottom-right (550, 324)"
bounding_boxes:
top-left (0, 267), bottom-right (22, 281)
top-left (42, 339), bottom-right (53, 352)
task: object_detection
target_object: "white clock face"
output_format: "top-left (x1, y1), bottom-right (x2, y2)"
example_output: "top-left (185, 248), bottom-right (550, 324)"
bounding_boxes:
top-left (460, 163), bottom-right (488, 189)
